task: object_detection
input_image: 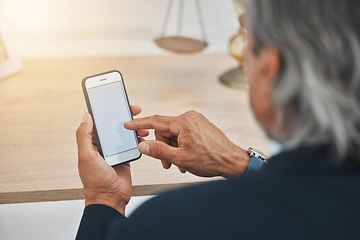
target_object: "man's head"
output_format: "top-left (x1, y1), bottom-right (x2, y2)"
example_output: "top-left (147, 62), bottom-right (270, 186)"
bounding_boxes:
top-left (243, 0), bottom-right (360, 161)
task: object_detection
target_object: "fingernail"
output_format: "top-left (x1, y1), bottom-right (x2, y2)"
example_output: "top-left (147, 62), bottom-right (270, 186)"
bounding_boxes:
top-left (82, 112), bottom-right (88, 123)
top-left (138, 142), bottom-right (149, 154)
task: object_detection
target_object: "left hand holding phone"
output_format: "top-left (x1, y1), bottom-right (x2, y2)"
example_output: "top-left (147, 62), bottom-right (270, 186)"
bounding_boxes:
top-left (76, 105), bottom-right (147, 215)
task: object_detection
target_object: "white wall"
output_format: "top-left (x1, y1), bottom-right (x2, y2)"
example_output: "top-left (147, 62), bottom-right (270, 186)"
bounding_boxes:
top-left (1, 0), bottom-right (239, 58)
top-left (0, 196), bottom-right (155, 240)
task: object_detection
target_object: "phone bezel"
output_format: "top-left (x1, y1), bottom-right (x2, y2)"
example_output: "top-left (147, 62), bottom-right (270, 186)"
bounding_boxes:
top-left (81, 70), bottom-right (141, 166)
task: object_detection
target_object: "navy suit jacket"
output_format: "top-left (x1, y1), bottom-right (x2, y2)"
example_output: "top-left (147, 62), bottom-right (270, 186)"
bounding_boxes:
top-left (76, 145), bottom-right (360, 239)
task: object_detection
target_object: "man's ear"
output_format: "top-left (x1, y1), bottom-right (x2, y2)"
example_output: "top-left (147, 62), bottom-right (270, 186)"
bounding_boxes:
top-left (252, 45), bottom-right (281, 131)
top-left (258, 46), bottom-right (281, 84)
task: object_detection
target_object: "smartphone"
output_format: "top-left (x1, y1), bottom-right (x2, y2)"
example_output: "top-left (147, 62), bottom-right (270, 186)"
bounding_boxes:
top-left (82, 70), bottom-right (141, 166)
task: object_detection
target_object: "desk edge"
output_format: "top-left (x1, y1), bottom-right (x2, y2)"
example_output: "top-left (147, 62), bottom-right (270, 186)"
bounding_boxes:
top-left (0, 182), bottom-right (196, 204)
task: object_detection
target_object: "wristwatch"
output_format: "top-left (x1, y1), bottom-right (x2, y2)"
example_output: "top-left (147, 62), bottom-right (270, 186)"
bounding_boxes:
top-left (247, 147), bottom-right (269, 163)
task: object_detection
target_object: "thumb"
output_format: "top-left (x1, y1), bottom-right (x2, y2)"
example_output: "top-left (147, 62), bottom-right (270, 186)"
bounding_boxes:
top-left (138, 140), bottom-right (182, 163)
top-left (76, 112), bottom-right (94, 154)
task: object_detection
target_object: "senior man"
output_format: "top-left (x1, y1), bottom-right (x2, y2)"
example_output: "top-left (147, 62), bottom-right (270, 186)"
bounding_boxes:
top-left (76, 0), bottom-right (360, 239)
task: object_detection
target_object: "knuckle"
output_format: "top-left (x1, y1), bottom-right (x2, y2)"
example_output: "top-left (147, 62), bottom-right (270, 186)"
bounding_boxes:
top-left (151, 143), bottom-right (163, 159)
top-left (186, 110), bottom-right (198, 115)
top-left (178, 112), bottom-right (198, 129)
top-left (183, 110), bottom-right (201, 120)
top-left (186, 110), bottom-right (203, 119)
top-left (172, 151), bottom-right (187, 166)
top-left (171, 121), bottom-right (182, 130)
top-left (180, 114), bottom-right (192, 122)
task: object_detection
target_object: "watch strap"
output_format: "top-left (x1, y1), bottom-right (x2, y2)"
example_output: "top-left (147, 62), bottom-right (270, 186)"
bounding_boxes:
top-left (243, 155), bottom-right (265, 176)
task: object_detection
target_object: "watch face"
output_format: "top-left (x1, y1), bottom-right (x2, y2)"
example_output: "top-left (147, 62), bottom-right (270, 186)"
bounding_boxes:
top-left (248, 147), bottom-right (269, 161)
top-left (254, 148), bottom-right (268, 159)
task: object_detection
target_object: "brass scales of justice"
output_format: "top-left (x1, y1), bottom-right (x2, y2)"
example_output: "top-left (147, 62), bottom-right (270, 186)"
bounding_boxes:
top-left (154, 0), bottom-right (208, 54)
top-left (154, 0), bottom-right (248, 89)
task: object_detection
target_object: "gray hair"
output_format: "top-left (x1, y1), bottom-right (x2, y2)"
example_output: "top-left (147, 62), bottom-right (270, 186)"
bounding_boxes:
top-left (244, 0), bottom-right (360, 162)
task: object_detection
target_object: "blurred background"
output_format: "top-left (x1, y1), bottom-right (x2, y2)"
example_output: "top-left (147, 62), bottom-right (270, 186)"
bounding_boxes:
top-left (0, 1), bottom-right (244, 239)
top-left (0, 0), bottom-right (238, 58)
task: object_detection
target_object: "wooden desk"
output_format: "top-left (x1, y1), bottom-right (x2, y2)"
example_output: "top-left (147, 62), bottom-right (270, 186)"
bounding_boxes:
top-left (0, 54), bottom-right (268, 204)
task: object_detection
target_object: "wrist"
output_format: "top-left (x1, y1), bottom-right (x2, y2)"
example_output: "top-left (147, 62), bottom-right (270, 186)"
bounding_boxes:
top-left (222, 144), bottom-right (250, 176)
top-left (84, 188), bottom-right (129, 215)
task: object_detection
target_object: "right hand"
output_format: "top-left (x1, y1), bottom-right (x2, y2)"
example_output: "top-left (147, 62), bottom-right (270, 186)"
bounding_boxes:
top-left (125, 110), bottom-right (250, 177)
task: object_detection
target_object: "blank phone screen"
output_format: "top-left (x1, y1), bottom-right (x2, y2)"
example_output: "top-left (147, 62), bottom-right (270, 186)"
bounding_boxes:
top-left (87, 81), bottom-right (137, 157)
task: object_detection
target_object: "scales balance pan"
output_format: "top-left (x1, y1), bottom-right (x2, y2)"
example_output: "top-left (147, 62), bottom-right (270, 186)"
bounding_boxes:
top-left (154, 0), bottom-right (208, 54)
top-left (154, 36), bottom-right (208, 54)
